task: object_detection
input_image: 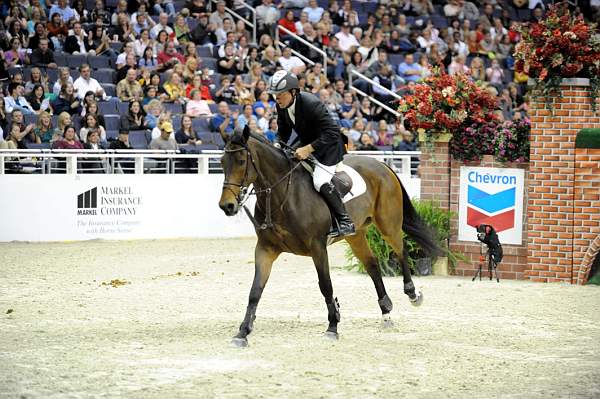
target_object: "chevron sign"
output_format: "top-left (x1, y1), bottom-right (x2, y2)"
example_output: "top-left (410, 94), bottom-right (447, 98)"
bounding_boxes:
top-left (458, 167), bottom-right (525, 245)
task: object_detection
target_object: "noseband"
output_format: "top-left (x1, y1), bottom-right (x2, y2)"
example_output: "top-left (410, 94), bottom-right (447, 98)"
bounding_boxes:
top-left (222, 141), bottom-right (302, 230)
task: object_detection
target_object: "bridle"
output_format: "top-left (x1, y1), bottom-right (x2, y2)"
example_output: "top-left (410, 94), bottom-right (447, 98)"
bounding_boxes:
top-left (222, 140), bottom-right (302, 230)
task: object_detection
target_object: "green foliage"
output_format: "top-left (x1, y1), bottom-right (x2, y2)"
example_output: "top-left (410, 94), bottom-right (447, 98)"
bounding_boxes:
top-left (586, 273), bottom-right (600, 286)
top-left (345, 200), bottom-right (466, 277)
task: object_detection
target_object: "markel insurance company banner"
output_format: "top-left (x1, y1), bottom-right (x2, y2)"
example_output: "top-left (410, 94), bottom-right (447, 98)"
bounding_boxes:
top-left (0, 175), bottom-right (256, 242)
top-left (458, 166), bottom-right (525, 245)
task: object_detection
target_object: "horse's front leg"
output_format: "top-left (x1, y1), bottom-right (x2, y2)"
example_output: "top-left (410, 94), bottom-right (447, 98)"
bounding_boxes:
top-left (311, 244), bottom-right (340, 340)
top-left (232, 241), bottom-right (280, 347)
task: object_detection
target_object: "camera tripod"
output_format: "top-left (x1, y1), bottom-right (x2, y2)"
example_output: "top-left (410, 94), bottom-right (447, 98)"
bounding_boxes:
top-left (472, 246), bottom-right (500, 283)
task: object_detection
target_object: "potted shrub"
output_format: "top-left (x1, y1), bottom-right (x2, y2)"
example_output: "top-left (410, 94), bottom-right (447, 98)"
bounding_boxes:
top-left (345, 200), bottom-right (465, 276)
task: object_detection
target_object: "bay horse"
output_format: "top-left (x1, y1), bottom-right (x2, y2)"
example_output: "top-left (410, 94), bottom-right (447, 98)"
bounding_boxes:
top-left (219, 126), bottom-right (441, 347)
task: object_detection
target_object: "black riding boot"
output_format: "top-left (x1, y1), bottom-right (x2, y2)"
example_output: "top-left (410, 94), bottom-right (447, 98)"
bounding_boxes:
top-left (319, 182), bottom-right (356, 237)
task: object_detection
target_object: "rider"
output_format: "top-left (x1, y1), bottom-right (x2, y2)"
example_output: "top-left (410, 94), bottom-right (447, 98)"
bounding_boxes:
top-left (267, 70), bottom-right (355, 237)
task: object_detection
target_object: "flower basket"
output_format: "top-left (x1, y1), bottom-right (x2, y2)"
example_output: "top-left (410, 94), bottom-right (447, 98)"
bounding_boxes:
top-left (398, 70), bottom-right (498, 147)
top-left (514, 2), bottom-right (600, 111)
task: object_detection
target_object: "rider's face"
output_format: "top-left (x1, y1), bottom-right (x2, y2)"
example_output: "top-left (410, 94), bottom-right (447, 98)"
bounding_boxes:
top-left (274, 91), bottom-right (293, 108)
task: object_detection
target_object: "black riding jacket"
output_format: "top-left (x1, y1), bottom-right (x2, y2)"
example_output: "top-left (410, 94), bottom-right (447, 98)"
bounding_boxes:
top-left (276, 92), bottom-right (347, 166)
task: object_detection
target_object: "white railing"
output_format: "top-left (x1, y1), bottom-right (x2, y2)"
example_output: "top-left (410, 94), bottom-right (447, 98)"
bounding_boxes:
top-left (349, 70), bottom-right (403, 118)
top-left (275, 25), bottom-right (329, 68)
top-left (0, 149), bottom-right (420, 176)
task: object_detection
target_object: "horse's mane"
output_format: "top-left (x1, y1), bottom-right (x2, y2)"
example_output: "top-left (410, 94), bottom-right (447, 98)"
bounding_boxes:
top-left (230, 128), bottom-right (289, 162)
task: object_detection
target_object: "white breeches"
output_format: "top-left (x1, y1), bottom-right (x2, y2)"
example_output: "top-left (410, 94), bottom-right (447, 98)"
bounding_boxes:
top-left (312, 159), bottom-right (337, 191)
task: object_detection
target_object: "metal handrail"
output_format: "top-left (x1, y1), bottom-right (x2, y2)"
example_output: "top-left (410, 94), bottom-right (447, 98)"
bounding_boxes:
top-left (349, 70), bottom-right (403, 101)
top-left (276, 25), bottom-right (328, 68)
top-left (350, 86), bottom-right (401, 118)
top-left (277, 42), bottom-right (315, 67)
top-left (208, 0), bottom-right (257, 45)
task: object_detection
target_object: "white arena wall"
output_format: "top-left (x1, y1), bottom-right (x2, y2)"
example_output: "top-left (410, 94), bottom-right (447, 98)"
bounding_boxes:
top-left (0, 174), bottom-right (420, 242)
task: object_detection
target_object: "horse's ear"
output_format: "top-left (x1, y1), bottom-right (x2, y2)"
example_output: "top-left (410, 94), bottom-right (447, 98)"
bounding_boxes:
top-left (219, 128), bottom-right (230, 144)
top-left (242, 124), bottom-right (250, 142)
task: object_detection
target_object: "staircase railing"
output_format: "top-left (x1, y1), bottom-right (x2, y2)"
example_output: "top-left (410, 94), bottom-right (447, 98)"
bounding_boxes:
top-left (349, 70), bottom-right (402, 118)
top-left (275, 25), bottom-right (328, 68)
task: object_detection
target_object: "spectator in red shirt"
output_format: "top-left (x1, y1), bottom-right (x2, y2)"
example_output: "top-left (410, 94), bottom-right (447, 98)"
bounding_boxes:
top-left (52, 125), bottom-right (84, 149)
top-left (278, 10), bottom-right (296, 38)
top-left (157, 41), bottom-right (186, 70)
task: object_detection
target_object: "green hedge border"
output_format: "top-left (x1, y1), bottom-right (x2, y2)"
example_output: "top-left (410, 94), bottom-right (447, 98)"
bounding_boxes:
top-left (575, 129), bottom-right (600, 149)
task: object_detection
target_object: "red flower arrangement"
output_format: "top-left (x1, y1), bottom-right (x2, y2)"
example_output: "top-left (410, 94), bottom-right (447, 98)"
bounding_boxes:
top-left (398, 70), bottom-right (498, 135)
top-left (514, 2), bottom-right (600, 109)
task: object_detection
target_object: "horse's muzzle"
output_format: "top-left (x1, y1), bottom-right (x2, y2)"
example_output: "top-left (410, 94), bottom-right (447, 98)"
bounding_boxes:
top-left (219, 201), bottom-right (239, 216)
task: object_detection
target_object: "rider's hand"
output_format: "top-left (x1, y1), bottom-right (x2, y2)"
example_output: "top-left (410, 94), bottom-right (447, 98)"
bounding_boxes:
top-left (294, 145), bottom-right (313, 161)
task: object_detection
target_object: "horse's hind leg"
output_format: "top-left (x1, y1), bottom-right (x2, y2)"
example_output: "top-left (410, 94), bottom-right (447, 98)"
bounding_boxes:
top-left (345, 232), bottom-right (394, 326)
top-left (374, 216), bottom-right (423, 307)
top-left (311, 244), bottom-right (340, 340)
top-left (231, 242), bottom-right (280, 347)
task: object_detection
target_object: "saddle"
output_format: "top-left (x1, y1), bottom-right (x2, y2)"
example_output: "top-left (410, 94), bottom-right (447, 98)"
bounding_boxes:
top-left (299, 160), bottom-right (353, 198)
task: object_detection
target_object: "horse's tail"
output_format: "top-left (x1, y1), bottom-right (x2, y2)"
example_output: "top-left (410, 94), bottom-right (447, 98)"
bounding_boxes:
top-left (383, 163), bottom-right (443, 258)
top-left (399, 182), bottom-right (443, 258)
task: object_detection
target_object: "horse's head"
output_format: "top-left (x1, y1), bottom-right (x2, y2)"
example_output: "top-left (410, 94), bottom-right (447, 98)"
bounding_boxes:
top-left (219, 125), bottom-right (256, 216)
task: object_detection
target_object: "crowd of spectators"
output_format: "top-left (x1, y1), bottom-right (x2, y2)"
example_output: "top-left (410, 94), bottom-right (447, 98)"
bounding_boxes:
top-left (0, 0), bottom-right (598, 154)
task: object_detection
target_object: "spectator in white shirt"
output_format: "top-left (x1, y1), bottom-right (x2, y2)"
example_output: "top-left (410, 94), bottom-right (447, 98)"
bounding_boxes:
top-left (73, 64), bottom-right (107, 100)
top-left (278, 46), bottom-right (306, 75)
top-left (4, 82), bottom-right (35, 115)
top-left (334, 22), bottom-right (360, 53)
top-left (302, 0), bottom-right (324, 24)
top-left (150, 13), bottom-right (173, 40)
top-left (256, 0), bottom-right (280, 36)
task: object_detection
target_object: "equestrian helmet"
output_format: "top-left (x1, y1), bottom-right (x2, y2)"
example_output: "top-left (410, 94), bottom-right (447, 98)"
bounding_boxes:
top-left (267, 70), bottom-right (299, 95)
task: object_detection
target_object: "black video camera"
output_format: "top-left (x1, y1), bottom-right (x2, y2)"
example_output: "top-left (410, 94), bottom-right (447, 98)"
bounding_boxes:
top-left (476, 224), bottom-right (503, 263)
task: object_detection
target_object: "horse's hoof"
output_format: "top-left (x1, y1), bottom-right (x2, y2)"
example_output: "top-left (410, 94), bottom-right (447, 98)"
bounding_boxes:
top-left (381, 314), bottom-right (394, 328)
top-left (323, 331), bottom-right (339, 340)
top-left (231, 337), bottom-right (248, 348)
top-left (410, 291), bottom-right (424, 307)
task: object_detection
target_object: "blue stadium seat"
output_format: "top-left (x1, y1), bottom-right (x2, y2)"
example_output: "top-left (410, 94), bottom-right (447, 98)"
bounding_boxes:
top-left (101, 83), bottom-right (116, 97)
top-left (129, 130), bottom-right (149, 149)
top-left (202, 58), bottom-right (218, 71)
top-left (104, 115), bottom-right (121, 131)
top-left (197, 46), bottom-right (213, 58)
top-left (88, 55), bottom-right (111, 70)
top-left (211, 133), bottom-right (225, 148)
top-left (27, 143), bottom-right (51, 149)
top-left (209, 103), bottom-right (218, 113)
top-left (389, 54), bottom-right (404, 66)
top-left (24, 113), bottom-right (37, 126)
top-left (198, 133), bottom-right (213, 143)
top-left (163, 102), bottom-right (183, 114)
top-left (54, 52), bottom-right (67, 66)
top-left (171, 114), bottom-right (182, 129)
top-left (72, 115), bottom-right (82, 130)
top-left (117, 101), bottom-right (130, 115)
top-left (192, 117), bottom-right (211, 132)
top-left (198, 144), bottom-right (219, 151)
top-left (106, 130), bottom-right (118, 140)
top-left (98, 101), bottom-right (117, 115)
top-left (95, 69), bottom-right (114, 84)
top-left (66, 54), bottom-right (87, 69)
top-left (46, 68), bottom-right (59, 83)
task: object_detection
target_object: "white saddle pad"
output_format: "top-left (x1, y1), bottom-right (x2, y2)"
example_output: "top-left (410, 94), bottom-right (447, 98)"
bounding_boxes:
top-left (336, 163), bottom-right (367, 203)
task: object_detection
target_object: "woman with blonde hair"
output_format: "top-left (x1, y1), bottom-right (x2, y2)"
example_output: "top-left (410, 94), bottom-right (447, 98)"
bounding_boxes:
top-left (163, 72), bottom-right (187, 103)
top-left (52, 67), bottom-right (73, 95)
top-left (182, 57), bottom-right (199, 84)
top-left (233, 74), bottom-right (255, 105)
top-left (33, 111), bottom-right (59, 143)
top-left (25, 67), bottom-right (49, 95)
top-left (144, 99), bottom-right (165, 129)
top-left (470, 56), bottom-right (486, 82)
top-left (260, 46), bottom-right (279, 76)
top-left (174, 14), bottom-right (191, 43)
top-left (56, 112), bottom-right (73, 134)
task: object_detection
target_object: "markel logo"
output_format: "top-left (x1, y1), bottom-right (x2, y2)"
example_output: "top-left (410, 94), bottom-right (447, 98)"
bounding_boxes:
top-left (466, 171), bottom-right (516, 233)
top-left (77, 187), bottom-right (98, 215)
top-left (76, 186), bottom-right (141, 216)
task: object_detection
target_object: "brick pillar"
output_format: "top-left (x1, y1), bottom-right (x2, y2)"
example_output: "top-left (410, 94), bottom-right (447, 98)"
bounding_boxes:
top-left (573, 148), bottom-right (600, 284)
top-left (527, 78), bottom-right (600, 283)
top-left (419, 141), bottom-right (451, 211)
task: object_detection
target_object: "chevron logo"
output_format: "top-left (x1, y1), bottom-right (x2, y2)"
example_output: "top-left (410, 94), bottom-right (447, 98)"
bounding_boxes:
top-left (466, 186), bottom-right (515, 233)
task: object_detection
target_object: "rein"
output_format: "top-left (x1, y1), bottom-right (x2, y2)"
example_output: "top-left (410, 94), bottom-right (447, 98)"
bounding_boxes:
top-left (223, 142), bottom-right (302, 230)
